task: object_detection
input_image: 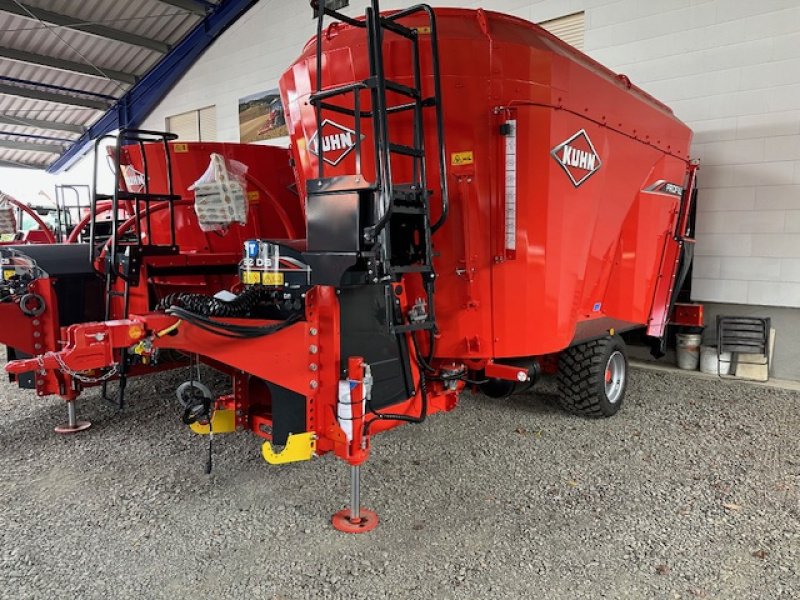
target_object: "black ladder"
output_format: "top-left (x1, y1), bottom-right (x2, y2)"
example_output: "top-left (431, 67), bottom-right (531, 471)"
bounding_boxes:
top-left (90, 129), bottom-right (181, 408)
top-left (308, 0), bottom-right (448, 334)
top-left (54, 184), bottom-right (91, 242)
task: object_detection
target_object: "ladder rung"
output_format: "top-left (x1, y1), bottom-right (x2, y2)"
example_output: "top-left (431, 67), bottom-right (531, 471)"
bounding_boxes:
top-left (379, 17), bottom-right (416, 40)
top-left (386, 102), bottom-right (417, 115)
top-left (389, 143), bottom-right (423, 157)
top-left (391, 205), bottom-right (426, 215)
top-left (96, 192), bottom-right (181, 203)
top-left (383, 79), bottom-right (420, 99)
top-left (390, 265), bottom-right (433, 274)
top-left (309, 81), bottom-right (368, 104)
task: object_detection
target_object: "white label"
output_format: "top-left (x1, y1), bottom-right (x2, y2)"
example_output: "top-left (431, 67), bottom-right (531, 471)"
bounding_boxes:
top-left (504, 120), bottom-right (517, 251)
top-left (337, 380), bottom-right (353, 442)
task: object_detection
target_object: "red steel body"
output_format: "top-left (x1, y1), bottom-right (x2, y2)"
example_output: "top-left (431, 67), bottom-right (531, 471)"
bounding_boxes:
top-left (281, 8), bottom-right (695, 360)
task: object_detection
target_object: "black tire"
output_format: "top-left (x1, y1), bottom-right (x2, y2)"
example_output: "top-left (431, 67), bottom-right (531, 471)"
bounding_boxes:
top-left (556, 335), bottom-right (628, 417)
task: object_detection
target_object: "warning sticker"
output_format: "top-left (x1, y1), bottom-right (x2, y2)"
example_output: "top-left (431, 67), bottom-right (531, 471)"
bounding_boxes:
top-left (241, 271), bottom-right (261, 285)
top-left (173, 143), bottom-right (189, 153)
top-left (262, 272), bottom-right (284, 286)
top-left (451, 151), bottom-right (474, 166)
top-left (247, 190), bottom-right (260, 204)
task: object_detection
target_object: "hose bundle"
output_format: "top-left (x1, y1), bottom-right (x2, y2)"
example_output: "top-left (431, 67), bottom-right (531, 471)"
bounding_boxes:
top-left (165, 306), bottom-right (302, 339)
top-left (157, 287), bottom-right (302, 339)
top-left (156, 286), bottom-right (267, 317)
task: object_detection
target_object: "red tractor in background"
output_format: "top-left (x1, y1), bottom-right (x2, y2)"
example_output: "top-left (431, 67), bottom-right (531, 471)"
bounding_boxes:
top-left (2, 2), bottom-right (698, 532)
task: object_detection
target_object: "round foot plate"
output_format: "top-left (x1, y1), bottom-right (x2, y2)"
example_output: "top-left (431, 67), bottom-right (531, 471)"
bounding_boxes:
top-left (331, 508), bottom-right (378, 533)
top-left (54, 421), bottom-right (91, 434)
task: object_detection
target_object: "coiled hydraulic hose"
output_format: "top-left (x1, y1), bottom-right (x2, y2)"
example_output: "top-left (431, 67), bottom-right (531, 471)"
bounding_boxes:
top-left (156, 286), bottom-right (268, 318)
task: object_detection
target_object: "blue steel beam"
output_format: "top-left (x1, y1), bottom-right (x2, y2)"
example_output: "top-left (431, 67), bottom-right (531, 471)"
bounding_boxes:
top-left (48, 0), bottom-right (259, 173)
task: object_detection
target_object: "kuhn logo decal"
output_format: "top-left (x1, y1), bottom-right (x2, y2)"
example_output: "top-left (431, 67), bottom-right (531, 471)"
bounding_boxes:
top-left (308, 119), bottom-right (363, 166)
top-left (551, 129), bottom-right (602, 187)
top-left (121, 164), bottom-right (146, 192)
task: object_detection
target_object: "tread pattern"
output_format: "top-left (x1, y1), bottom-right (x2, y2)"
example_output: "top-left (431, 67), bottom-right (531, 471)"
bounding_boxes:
top-left (557, 337), bottom-right (624, 417)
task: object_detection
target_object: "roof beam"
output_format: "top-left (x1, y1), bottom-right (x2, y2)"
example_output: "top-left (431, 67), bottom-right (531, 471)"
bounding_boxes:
top-left (0, 82), bottom-right (110, 110)
top-left (1, 131), bottom-right (75, 143)
top-left (0, 113), bottom-right (86, 135)
top-left (157, 0), bottom-right (211, 16)
top-left (0, 0), bottom-right (169, 53)
top-left (0, 159), bottom-right (40, 169)
top-left (0, 47), bottom-right (137, 84)
top-left (0, 137), bottom-right (66, 154)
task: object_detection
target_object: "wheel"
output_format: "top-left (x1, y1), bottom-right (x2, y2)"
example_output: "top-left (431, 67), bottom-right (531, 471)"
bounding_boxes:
top-left (557, 335), bottom-right (628, 417)
top-left (176, 380), bottom-right (212, 408)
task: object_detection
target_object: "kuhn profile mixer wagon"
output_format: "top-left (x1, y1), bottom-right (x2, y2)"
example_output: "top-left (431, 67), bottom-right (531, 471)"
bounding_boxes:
top-left (1, 2), bottom-right (696, 531)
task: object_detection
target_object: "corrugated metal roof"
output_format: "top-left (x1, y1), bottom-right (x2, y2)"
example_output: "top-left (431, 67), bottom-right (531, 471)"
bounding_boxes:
top-left (0, 0), bottom-right (221, 169)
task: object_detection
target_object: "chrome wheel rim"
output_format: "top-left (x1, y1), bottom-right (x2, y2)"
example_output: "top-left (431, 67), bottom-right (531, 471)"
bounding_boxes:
top-left (604, 351), bottom-right (625, 404)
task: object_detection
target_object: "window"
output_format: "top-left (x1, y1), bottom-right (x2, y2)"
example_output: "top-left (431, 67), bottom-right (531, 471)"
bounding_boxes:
top-left (539, 12), bottom-right (585, 50)
top-left (165, 106), bottom-right (217, 141)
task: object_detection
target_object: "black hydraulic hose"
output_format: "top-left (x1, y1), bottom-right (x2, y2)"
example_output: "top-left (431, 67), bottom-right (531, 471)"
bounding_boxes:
top-left (362, 322), bottom-right (433, 434)
top-left (363, 368), bottom-right (428, 436)
top-left (156, 287), bottom-right (269, 318)
top-left (411, 329), bottom-right (436, 373)
top-left (165, 307), bottom-right (302, 339)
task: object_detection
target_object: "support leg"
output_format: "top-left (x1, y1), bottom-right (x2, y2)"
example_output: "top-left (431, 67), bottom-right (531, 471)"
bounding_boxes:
top-left (54, 401), bottom-right (91, 434)
top-left (331, 464), bottom-right (378, 533)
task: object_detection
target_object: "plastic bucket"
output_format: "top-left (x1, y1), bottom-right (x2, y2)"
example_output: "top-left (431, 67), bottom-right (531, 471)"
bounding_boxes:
top-left (676, 333), bottom-right (702, 370)
top-left (700, 345), bottom-right (732, 376)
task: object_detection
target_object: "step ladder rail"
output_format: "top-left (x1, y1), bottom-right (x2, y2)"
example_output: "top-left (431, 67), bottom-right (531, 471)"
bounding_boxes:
top-left (314, 0), bottom-right (326, 180)
top-left (364, 2), bottom-right (396, 256)
top-left (137, 139), bottom-right (152, 244)
top-left (92, 128), bottom-right (178, 409)
top-left (410, 26), bottom-right (424, 192)
top-left (107, 131), bottom-right (126, 283)
top-left (160, 133), bottom-right (179, 250)
top-left (89, 132), bottom-right (122, 265)
top-left (308, 1), bottom-right (444, 333)
top-left (384, 4), bottom-right (449, 233)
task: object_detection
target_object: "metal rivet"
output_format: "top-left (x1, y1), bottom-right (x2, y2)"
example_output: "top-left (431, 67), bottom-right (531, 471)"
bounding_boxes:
top-left (309, 363), bottom-right (318, 372)
top-left (309, 328), bottom-right (318, 336)
top-left (32, 319), bottom-right (40, 326)
top-left (309, 345), bottom-right (318, 354)
top-left (310, 380), bottom-right (318, 389)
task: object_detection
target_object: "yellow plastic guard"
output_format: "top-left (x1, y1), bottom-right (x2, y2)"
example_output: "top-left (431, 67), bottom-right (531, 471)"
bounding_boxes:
top-left (189, 409), bottom-right (236, 435)
top-left (262, 432), bottom-right (317, 465)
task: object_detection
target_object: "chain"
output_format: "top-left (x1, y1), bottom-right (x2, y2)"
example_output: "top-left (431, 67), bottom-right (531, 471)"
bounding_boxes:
top-left (37, 352), bottom-right (119, 384)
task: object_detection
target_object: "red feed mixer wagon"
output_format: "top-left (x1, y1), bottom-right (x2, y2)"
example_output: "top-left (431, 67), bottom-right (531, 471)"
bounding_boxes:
top-left (2, 2), bottom-right (697, 531)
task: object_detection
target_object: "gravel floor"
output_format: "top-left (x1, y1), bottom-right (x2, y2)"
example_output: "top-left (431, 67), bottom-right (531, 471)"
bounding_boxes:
top-left (0, 361), bottom-right (798, 600)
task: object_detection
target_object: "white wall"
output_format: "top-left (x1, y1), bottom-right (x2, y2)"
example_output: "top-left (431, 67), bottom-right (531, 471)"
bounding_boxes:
top-left (139, 0), bottom-right (800, 308)
top-left (585, 0), bottom-right (800, 309)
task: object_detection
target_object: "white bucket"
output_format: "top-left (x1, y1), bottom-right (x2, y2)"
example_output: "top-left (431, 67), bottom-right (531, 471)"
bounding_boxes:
top-left (676, 333), bottom-right (702, 370)
top-left (700, 345), bottom-right (732, 376)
